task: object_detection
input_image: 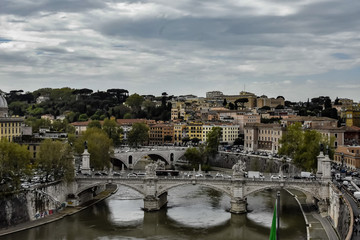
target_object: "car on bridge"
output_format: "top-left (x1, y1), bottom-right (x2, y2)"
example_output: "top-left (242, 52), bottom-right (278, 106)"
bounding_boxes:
top-left (270, 175), bottom-right (280, 180)
top-left (127, 173), bottom-right (137, 178)
top-left (215, 173), bottom-right (224, 178)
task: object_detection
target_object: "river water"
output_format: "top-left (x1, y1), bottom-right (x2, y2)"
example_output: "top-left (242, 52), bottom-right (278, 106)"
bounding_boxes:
top-left (1, 185), bottom-right (306, 240)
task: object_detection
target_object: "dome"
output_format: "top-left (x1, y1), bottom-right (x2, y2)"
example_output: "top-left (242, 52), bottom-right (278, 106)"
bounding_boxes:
top-left (0, 95), bottom-right (7, 108)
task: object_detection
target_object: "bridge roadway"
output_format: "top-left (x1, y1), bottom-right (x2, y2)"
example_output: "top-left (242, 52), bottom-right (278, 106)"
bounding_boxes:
top-left (74, 173), bottom-right (330, 214)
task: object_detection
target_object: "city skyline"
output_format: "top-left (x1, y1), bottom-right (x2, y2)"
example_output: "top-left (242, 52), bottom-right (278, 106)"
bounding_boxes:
top-left (1, 0), bottom-right (360, 102)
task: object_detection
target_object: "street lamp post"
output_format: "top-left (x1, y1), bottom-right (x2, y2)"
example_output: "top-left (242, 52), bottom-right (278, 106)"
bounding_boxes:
top-left (341, 152), bottom-right (344, 170)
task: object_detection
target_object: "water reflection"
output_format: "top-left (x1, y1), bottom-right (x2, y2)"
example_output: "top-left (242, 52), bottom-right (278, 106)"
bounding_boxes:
top-left (0, 185), bottom-right (306, 240)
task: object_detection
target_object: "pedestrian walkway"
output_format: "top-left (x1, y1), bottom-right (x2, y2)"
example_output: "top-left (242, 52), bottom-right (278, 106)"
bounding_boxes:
top-left (288, 190), bottom-right (339, 240)
top-left (0, 185), bottom-right (118, 237)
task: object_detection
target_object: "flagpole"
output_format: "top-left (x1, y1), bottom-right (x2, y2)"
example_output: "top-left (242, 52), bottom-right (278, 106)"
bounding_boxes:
top-left (276, 191), bottom-right (280, 240)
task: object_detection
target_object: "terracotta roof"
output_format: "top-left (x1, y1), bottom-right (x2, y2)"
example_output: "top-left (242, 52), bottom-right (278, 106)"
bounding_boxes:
top-left (116, 119), bottom-right (153, 125)
top-left (70, 121), bottom-right (91, 126)
top-left (284, 116), bottom-right (337, 122)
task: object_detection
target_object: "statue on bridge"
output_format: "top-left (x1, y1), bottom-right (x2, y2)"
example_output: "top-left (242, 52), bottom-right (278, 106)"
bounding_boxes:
top-left (155, 160), bottom-right (165, 170)
top-left (145, 162), bottom-right (158, 177)
top-left (232, 160), bottom-right (246, 177)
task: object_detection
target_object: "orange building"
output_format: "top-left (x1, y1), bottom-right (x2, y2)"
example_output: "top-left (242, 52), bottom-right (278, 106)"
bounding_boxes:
top-left (334, 145), bottom-right (360, 169)
top-left (148, 123), bottom-right (174, 146)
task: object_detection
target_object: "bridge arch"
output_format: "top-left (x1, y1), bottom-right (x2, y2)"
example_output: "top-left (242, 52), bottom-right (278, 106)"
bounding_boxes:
top-left (76, 182), bottom-right (146, 197)
top-left (244, 184), bottom-right (322, 200)
top-left (157, 182), bottom-right (232, 197)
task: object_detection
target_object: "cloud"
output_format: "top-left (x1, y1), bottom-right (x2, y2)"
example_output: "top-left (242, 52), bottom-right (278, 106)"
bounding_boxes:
top-left (0, 0), bottom-right (359, 101)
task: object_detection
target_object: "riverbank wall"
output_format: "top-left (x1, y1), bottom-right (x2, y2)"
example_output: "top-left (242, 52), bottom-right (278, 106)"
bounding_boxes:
top-left (0, 181), bottom-right (71, 228)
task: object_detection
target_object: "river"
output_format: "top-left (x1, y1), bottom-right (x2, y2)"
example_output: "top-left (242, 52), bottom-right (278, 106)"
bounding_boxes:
top-left (1, 185), bottom-right (306, 240)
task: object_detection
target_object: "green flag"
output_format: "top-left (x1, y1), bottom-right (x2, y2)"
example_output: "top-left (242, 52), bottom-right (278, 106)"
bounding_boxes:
top-left (269, 201), bottom-right (277, 240)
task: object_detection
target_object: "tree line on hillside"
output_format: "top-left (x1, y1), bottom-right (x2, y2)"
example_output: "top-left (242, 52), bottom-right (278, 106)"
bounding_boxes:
top-left (5, 88), bottom-right (172, 126)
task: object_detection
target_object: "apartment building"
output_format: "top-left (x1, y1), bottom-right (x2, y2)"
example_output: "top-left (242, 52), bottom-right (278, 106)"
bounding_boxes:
top-left (148, 123), bottom-right (174, 146)
top-left (281, 116), bottom-right (338, 128)
top-left (174, 123), bottom-right (186, 145)
top-left (346, 110), bottom-right (360, 127)
top-left (244, 123), bottom-right (285, 153)
top-left (202, 124), bottom-right (240, 144)
top-left (0, 95), bottom-right (24, 142)
top-left (312, 126), bottom-right (345, 148)
top-left (186, 122), bottom-right (203, 140)
top-left (334, 145), bottom-right (360, 169)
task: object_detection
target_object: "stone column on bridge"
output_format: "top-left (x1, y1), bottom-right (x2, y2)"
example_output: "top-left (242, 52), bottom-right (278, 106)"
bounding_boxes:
top-left (230, 180), bottom-right (247, 214)
top-left (321, 153), bottom-right (332, 181)
top-left (316, 150), bottom-right (325, 179)
top-left (143, 163), bottom-right (168, 211)
top-left (81, 146), bottom-right (91, 175)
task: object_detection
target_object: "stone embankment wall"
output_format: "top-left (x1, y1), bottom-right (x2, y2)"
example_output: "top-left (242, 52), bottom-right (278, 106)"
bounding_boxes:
top-left (0, 181), bottom-right (70, 228)
top-left (329, 185), bottom-right (353, 240)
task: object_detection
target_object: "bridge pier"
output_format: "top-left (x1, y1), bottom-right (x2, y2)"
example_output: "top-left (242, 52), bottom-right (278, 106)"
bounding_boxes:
top-left (230, 198), bottom-right (247, 214)
top-left (143, 192), bottom-right (168, 212)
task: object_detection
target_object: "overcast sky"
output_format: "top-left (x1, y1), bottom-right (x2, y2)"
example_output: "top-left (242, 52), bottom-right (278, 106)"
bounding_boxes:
top-left (1, 0), bottom-right (360, 101)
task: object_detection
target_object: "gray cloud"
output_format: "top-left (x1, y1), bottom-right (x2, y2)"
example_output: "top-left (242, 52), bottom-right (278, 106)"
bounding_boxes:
top-left (0, 0), bottom-right (360, 101)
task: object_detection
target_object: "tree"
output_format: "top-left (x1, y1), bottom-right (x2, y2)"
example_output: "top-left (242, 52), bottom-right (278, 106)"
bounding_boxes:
top-left (235, 98), bottom-right (249, 110)
top-left (228, 102), bottom-right (235, 110)
top-left (0, 139), bottom-right (32, 191)
top-left (124, 113), bottom-right (132, 119)
top-left (259, 106), bottom-right (271, 111)
top-left (233, 137), bottom-right (243, 146)
top-left (164, 135), bottom-right (173, 143)
top-left (103, 118), bottom-right (123, 145)
top-left (182, 136), bottom-right (190, 146)
top-left (184, 147), bottom-right (206, 168)
top-left (74, 128), bottom-right (113, 170)
top-left (88, 120), bottom-right (102, 129)
top-left (125, 93), bottom-right (144, 115)
top-left (127, 123), bottom-right (149, 148)
top-left (223, 99), bottom-right (227, 107)
top-left (78, 113), bottom-right (88, 122)
top-left (205, 127), bottom-right (222, 157)
top-left (25, 117), bottom-right (52, 132)
top-left (279, 122), bottom-right (333, 171)
top-left (191, 137), bottom-right (201, 146)
top-left (36, 139), bottom-right (74, 182)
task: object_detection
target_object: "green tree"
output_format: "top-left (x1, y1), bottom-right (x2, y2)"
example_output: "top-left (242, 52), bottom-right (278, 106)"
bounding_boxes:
top-left (102, 118), bottom-right (123, 145)
top-left (279, 122), bottom-right (333, 171)
top-left (74, 128), bottom-right (113, 170)
top-left (124, 113), bottom-right (132, 119)
top-left (0, 139), bottom-right (32, 191)
top-left (127, 123), bottom-right (149, 148)
top-left (78, 113), bottom-right (88, 121)
top-left (125, 93), bottom-right (144, 115)
top-left (88, 120), bottom-right (102, 129)
top-left (235, 98), bottom-right (249, 110)
top-left (25, 117), bottom-right (52, 132)
top-left (205, 127), bottom-right (222, 157)
top-left (36, 139), bottom-right (74, 182)
top-left (184, 147), bottom-right (206, 168)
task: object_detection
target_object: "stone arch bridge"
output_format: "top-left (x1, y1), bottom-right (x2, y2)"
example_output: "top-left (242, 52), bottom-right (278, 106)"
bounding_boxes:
top-left (112, 147), bottom-right (187, 169)
top-left (74, 150), bottom-right (333, 214)
top-left (74, 174), bottom-right (331, 214)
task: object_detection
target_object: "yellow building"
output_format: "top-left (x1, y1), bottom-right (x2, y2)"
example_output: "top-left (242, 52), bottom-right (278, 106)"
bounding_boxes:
top-left (186, 122), bottom-right (203, 140)
top-left (0, 95), bottom-right (24, 142)
top-left (173, 123), bottom-right (186, 145)
top-left (202, 124), bottom-right (240, 144)
top-left (346, 110), bottom-right (360, 127)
